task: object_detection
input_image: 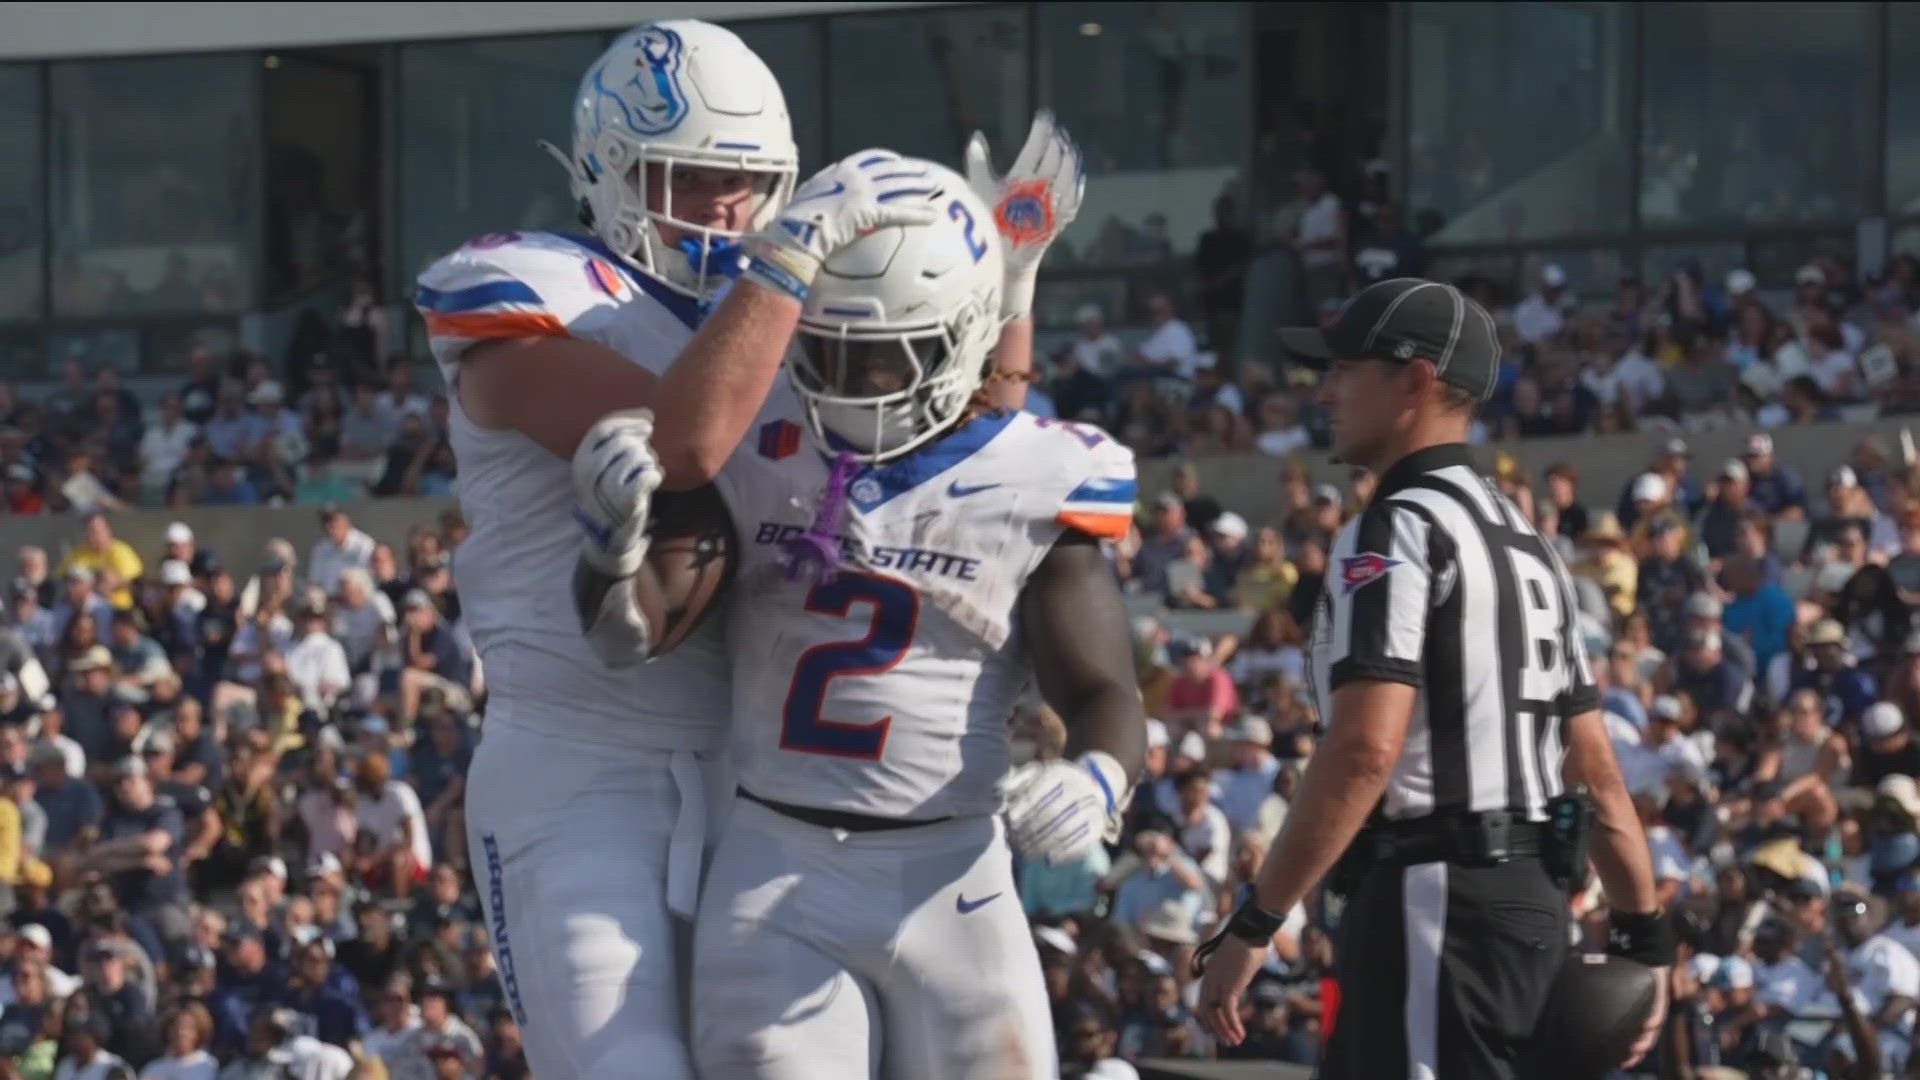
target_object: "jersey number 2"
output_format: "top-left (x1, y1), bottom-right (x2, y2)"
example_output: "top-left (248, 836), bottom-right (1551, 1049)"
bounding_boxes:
top-left (781, 572), bottom-right (919, 760)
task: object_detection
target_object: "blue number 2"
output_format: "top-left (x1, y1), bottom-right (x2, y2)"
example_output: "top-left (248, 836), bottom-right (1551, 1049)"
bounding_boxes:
top-left (781, 571), bottom-right (919, 760)
top-left (949, 200), bottom-right (989, 262)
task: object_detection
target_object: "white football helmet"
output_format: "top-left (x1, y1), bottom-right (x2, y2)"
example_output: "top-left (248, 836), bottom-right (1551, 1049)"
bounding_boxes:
top-left (790, 159), bottom-right (1005, 464)
top-left (564, 21), bottom-right (799, 301)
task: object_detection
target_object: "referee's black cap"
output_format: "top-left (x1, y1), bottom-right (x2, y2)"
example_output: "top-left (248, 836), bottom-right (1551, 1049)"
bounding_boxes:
top-left (1278, 277), bottom-right (1502, 403)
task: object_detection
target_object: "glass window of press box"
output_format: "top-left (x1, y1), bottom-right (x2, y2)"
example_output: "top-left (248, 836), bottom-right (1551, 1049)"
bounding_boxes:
top-left (0, 66), bottom-right (42, 329)
top-left (1031, 2), bottom-right (1250, 327)
top-left (1639, 2), bottom-right (1872, 229)
top-left (1886, 3), bottom-right (1920, 217)
top-left (395, 32), bottom-right (611, 303)
top-left (1406, 1), bottom-right (1630, 245)
top-left (48, 54), bottom-right (259, 322)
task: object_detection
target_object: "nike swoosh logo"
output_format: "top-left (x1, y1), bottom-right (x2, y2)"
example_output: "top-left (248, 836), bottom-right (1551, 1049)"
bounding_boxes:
top-left (956, 892), bottom-right (1001, 914)
top-left (947, 480), bottom-right (1001, 498)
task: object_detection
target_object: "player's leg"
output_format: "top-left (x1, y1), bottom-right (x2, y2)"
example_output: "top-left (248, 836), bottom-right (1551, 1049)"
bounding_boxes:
top-left (877, 816), bottom-right (1056, 1080)
top-left (465, 720), bottom-right (692, 1080)
top-left (692, 798), bottom-right (879, 1079)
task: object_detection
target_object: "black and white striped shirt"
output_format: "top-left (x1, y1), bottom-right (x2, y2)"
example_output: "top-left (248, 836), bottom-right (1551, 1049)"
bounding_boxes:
top-left (1306, 443), bottom-right (1600, 823)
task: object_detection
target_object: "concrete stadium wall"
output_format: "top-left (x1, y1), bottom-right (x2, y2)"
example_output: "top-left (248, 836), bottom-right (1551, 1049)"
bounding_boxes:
top-left (0, 497), bottom-right (457, 569)
top-left (1137, 416), bottom-right (1920, 527)
top-left (0, 416), bottom-right (1903, 573)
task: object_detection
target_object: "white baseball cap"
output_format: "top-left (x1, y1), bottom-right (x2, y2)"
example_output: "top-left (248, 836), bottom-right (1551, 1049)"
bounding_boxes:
top-left (1144, 718), bottom-right (1169, 751)
top-left (1631, 472), bottom-right (1669, 504)
top-left (1715, 956), bottom-right (1755, 991)
top-left (1541, 263), bottom-right (1567, 287)
top-left (1227, 717), bottom-right (1273, 746)
top-left (1865, 701), bottom-right (1906, 741)
top-left (165, 522), bottom-right (193, 545)
top-left (248, 381), bottom-right (284, 406)
top-left (17, 924), bottom-right (50, 951)
top-left (1209, 512), bottom-right (1248, 540)
top-left (1175, 731), bottom-right (1207, 763)
top-left (1726, 269), bottom-right (1757, 296)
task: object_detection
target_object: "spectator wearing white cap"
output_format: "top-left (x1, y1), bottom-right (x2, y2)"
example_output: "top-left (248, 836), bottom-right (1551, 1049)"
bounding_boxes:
top-left (1203, 512), bottom-right (1250, 603)
top-left (1512, 263), bottom-right (1569, 345)
top-left (1152, 730), bottom-right (1210, 821)
top-left (1209, 717), bottom-right (1279, 834)
top-left (1123, 719), bottom-right (1172, 837)
top-left (157, 560), bottom-right (204, 636)
top-left (1069, 303), bottom-right (1122, 377)
top-left (1741, 432), bottom-right (1808, 520)
top-left (1853, 702), bottom-right (1920, 789)
top-left (1814, 464), bottom-right (1898, 561)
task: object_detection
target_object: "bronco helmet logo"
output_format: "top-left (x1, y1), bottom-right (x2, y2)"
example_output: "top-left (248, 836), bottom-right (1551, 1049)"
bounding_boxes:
top-left (995, 180), bottom-right (1055, 248)
top-left (593, 24), bottom-right (690, 137)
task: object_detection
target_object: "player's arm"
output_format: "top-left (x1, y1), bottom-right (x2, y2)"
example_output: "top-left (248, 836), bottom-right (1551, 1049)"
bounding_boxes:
top-left (573, 480), bottom-right (735, 667)
top-left (1001, 527), bottom-right (1145, 869)
top-left (441, 151), bottom-right (940, 490)
top-left (1022, 529), bottom-right (1147, 784)
top-left (457, 287), bottom-right (802, 490)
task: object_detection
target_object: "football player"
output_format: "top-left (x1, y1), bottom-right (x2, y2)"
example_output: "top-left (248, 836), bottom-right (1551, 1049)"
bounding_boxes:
top-left (567, 148), bottom-right (1146, 1078)
top-left (413, 20), bottom-right (938, 1079)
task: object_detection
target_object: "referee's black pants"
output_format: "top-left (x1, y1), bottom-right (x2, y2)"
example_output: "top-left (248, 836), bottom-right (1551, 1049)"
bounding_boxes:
top-left (1318, 855), bottom-right (1568, 1080)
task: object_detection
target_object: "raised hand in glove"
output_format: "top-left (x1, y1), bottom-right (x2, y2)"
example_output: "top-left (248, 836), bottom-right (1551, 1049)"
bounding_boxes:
top-left (962, 110), bottom-right (1087, 319)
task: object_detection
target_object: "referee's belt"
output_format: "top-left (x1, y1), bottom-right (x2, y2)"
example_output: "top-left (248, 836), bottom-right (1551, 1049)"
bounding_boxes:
top-left (738, 788), bottom-right (952, 833)
top-left (1351, 809), bottom-right (1547, 869)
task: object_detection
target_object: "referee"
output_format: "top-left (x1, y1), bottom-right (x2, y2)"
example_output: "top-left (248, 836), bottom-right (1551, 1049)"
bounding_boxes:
top-left (1194, 278), bottom-right (1673, 1077)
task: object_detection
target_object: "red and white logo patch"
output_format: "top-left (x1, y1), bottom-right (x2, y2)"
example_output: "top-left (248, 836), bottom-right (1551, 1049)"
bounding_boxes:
top-left (1339, 552), bottom-right (1403, 595)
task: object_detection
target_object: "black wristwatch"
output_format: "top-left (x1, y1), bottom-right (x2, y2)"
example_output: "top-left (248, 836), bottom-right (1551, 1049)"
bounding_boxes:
top-left (1606, 908), bottom-right (1677, 968)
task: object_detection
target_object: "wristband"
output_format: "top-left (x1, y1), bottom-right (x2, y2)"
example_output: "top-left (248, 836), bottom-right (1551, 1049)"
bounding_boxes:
top-left (1606, 908), bottom-right (1677, 968)
top-left (741, 255), bottom-right (811, 304)
top-left (1191, 895), bottom-right (1285, 979)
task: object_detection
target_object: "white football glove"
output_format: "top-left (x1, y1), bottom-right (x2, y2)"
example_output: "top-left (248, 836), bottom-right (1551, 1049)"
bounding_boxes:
top-left (743, 149), bottom-right (941, 301)
top-left (963, 110), bottom-right (1086, 319)
top-left (1003, 751), bottom-right (1128, 866)
top-left (571, 409), bottom-right (662, 579)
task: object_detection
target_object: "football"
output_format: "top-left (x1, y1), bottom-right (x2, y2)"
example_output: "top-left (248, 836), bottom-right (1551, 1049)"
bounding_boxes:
top-left (1520, 953), bottom-right (1659, 1079)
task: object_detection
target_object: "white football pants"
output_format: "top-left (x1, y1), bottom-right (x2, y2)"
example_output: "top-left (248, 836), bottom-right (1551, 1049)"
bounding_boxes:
top-left (466, 717), bottom-right (726, 1080)
top-left (692, 797), bottom-right (1056, 1079)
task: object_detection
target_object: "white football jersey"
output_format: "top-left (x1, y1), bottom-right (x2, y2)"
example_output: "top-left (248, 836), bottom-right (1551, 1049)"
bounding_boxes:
top-left (416, 230), bottom-right (728, 750)
top-left (712, 407), bottom-right (1136, 820)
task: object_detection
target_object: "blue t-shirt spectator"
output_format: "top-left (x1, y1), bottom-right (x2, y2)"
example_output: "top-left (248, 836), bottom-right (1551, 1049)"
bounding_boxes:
top-left (1725, 582), bottom-right (1796, 675)
top-left (1791, 663), bottom-right (1879, 729)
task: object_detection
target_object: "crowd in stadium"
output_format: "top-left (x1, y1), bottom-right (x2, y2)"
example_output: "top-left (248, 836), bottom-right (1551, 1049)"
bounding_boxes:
top-left (2, 141), bottom-right (1920, 1074)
